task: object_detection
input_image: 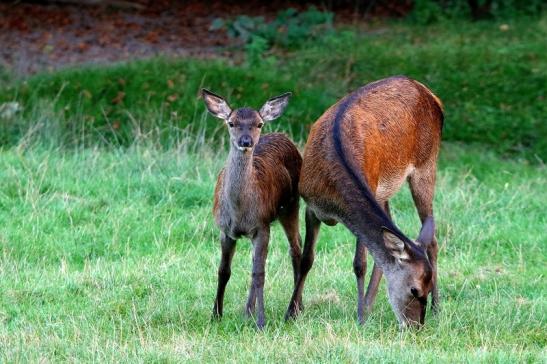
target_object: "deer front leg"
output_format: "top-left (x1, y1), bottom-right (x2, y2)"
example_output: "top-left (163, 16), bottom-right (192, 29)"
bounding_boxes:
top-left (354, 238), bottom-right (367, 324)
top-left (363, 200), bottom-right (389, 315)
top-left (428, 236), bottom-right (440, 313)
top-left (245, 281), bottom-right (256, 316)
top-left (249, 226), bottom-right (270, 329)
top-left (213, 233), bottom-right (236, 319)
top-left (364, 263), bottom-right (382, 314)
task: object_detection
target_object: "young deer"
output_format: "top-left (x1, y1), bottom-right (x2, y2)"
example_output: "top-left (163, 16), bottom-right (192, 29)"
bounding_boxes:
top-left (285, 76), bottom-right (443, 327)
top-left (202, 89), bottom-right (302, 329)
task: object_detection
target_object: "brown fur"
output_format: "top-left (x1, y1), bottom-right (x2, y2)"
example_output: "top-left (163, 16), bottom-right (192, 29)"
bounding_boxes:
top-left (213, 133), bottom-right (302, 229)
top-left (300, 77), bottom-right (442, 206)
top-left (286, 76), bottom-right (443, 326)
top-left (202, 88), bottom-right (302, 329)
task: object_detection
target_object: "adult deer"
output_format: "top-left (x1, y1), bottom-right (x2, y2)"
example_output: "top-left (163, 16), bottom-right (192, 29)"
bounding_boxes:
top-left (202, 89), bottom-right (302, 329)
top-left (285, 76), bottom-right (443, 327)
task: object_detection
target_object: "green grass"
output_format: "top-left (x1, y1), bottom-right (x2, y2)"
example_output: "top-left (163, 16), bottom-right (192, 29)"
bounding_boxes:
top-left (0, 13), bottom-right (545, 362)
top-left (0, 142), bottom-right (545, 362)
top-left (1, 15), bottom-right (546, 159)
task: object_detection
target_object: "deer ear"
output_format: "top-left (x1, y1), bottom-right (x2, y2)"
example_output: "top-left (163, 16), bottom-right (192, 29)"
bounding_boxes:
top-left (416, 217), bottom-right (435, 247)
top-left (259, 92), bottom-right (291, 122)
top-left (201, 89), bottom-right (232, 120)
top-left (382, 227), bottom-right (411, 261)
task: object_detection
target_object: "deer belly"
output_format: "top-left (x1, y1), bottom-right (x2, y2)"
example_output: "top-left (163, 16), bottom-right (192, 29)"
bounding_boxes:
top-left (375, 164), bottom-right (415, 201)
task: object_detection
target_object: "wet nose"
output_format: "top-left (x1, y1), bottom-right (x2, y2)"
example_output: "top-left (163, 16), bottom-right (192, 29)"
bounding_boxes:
top-left (238, 135), bottom-right (253, 148)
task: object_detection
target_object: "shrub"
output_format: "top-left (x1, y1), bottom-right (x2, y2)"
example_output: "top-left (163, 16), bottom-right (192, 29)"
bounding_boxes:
top-left (410, 0), bottom-right (545, 23)
top-left (210, 7), bottom-right (335, 64)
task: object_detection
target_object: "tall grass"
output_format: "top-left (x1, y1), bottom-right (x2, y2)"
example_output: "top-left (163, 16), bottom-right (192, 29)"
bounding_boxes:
top-left (0, 142), bottom-right (545, 362)
top-left (1, 15), bottom-right (546, 159)
top-left (0, 13), bottom-right (545, 363)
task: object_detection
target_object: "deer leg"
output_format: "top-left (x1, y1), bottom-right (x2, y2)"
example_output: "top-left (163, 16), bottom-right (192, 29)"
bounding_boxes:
top-left (279, 203), bottom-right (303, 305)
top-left (409, 166), bottom-right (440, 313)
top-left (354, 238), bottom-right (367, 324)
top-left (245, 281), bottom-right (256, 317)
top-left (427, 234), bottom-right (439, 313)
top-left (249, 226), bottom-right (270, 329)
top-left (213, 233), bottom-right (236, 319)
top-left (285, 206), bottom-right (321, 321)
top-left (364, 263), bottom-right (382, 314)
top-left (363, 201), bottom-right (390, 314)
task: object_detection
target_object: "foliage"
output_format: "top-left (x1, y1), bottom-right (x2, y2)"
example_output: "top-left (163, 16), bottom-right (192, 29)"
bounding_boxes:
top-left (245, 35), bottom-right (271, 67)
top-left (0, 15), bottom-right (546, 160)
top-left (210, 7), bottom-right (334, 63)
top-left (0, 144), bottom-right (545, 361)
top-left (410, 0), bottom-right (545, 24)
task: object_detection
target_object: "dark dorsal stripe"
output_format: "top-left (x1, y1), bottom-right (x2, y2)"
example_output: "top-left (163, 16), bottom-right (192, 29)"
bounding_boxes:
top-left (331, 80), bottom-right (426, 258)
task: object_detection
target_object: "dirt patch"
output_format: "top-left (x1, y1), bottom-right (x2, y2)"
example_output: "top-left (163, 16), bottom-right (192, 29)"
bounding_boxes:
top-left (0, 1), bottom-right (409, 76)
top-left (0, 2), bottom-right (243, 75)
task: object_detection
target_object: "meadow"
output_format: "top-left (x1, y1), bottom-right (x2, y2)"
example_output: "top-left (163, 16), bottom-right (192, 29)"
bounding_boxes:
top-left (0, 12), bottom-right (546, 363)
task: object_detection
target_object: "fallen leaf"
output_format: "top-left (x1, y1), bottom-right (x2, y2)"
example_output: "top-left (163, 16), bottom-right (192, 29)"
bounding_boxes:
top-left (82, 90), bottom-right (92, 99)
top-left (111, 91), bottom-right (125, 104)
top-left (145, 31), bottom-right (160, 43)
top-left (77, 42), bottom-right (89, 52)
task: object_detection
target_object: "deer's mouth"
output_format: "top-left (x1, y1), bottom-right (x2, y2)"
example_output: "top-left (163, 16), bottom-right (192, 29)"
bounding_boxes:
top-left (236, 145), bottom-right (252, 153)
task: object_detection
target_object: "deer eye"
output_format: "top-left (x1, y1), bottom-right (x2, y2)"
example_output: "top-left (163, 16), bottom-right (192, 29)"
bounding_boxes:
top-left (227, 121), bottom-right (234, 128)
top-left (411, 288), bottom-right (419, 298)
top-left (257, 123), bottom-right (264, 129)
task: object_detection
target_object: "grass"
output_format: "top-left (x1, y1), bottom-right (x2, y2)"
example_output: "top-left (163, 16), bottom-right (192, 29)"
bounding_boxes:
top-left (0, 12), bottom-right (546, 363)
top-left (0, 15), bottom-right (546, 159)
top-left (0, 141), bottom-right (545, 362)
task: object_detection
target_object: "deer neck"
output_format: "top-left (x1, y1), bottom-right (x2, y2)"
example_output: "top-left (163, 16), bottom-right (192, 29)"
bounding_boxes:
top-left (223, 148), bottom-right (255, 206)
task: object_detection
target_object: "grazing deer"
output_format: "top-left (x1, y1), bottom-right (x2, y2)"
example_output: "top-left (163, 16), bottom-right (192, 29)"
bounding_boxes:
top-left (285, 76), bottom-right (443, 327)
top-left (202, 89), bottom-right (302, 329)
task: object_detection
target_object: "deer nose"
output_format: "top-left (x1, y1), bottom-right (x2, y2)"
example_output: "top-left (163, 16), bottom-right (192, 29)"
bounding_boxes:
top-left (238, 135), bottom-right (253, 148)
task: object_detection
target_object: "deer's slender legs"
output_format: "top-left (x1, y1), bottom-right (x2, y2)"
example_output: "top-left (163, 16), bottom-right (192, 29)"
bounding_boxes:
top-left (279, 202), bottom-right (303, 294)
top-left (409, 166), bottom-right (440, 313)
top-left (248, 227), bottom-right (270, 329)
top-left (213, 233), bottom-right (236, 318)
top-left (363, 201), bottom-right (390, 314)
top-left (364, 264), bottom-right (382, 314)
top-left (354, 238), bottom-right (367, 324)
top-left (245, 281), bottom-right (257, 316)
top-left (285, 206), bottom-right (321, 320)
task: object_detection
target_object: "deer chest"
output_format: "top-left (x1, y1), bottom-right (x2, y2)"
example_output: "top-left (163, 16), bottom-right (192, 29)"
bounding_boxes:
top-left (215, 195), bottom-right (262, 240)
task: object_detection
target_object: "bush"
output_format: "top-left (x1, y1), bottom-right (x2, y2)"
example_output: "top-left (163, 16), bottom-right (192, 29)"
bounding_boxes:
top-left (410, 0), bottom-right (545, 23)
top-left (210, 7), bottom-right (334, 64)
top-left (1, 16), bottom-right (545, 161)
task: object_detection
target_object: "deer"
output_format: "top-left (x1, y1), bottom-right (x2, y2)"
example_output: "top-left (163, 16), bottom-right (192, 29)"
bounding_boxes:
top-left (202, 89), bottom-right (302, 329)
top-left (285, 76), bottom-right (443, 327)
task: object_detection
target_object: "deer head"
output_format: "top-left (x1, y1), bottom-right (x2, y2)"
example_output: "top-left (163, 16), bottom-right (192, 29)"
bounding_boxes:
top-left (381, 217), bottom-right (435, 327)
top-left (202, 89), bottom-right (291, 153)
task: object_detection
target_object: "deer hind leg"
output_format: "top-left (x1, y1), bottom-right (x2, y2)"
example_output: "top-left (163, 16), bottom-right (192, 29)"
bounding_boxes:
top-left (364, 201), bottom-right (390, 315)
top-left (409, 165), bottom-right (440, 313)
top-left (213, 233), bottom-right (237, 319)
top-left (279, 201), bottom-right (303, 303)
top-left (285, 206), bottom-right (321, 321)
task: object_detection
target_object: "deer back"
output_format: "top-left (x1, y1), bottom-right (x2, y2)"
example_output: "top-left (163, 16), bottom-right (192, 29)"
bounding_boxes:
top-left (300, 76), bottom-right (443, 208)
